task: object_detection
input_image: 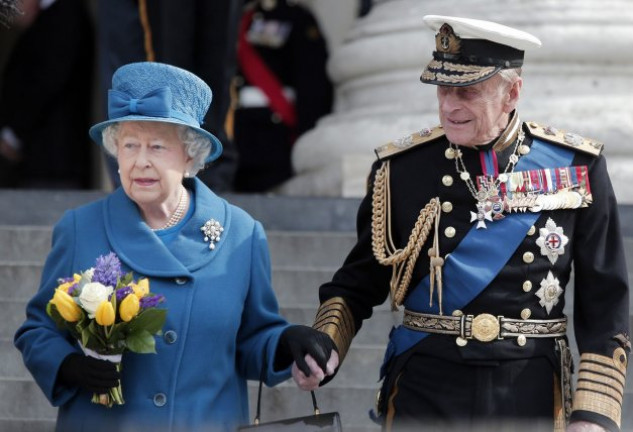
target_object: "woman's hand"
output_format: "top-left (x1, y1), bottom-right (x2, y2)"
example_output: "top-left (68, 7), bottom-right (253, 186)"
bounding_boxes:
top-left (567, 421), bottom-right (607, 432)
top-left (292, 350), bottom-right (339, 391)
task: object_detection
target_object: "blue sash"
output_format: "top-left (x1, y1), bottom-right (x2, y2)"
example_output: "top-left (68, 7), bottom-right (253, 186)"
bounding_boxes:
top-left (380, 139), bottom-right (575, 375)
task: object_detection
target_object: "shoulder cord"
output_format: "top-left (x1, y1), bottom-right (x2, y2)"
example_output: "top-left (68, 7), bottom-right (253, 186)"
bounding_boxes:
top-left (371, 161), bottom-right (442, 310)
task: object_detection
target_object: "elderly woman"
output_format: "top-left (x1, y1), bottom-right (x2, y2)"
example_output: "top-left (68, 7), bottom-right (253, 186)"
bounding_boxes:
top-left (14, 62), bottom-right (336, 432)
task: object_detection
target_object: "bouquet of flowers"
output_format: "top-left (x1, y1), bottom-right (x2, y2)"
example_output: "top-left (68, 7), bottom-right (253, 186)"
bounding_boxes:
top-left (46, 252), bottom-right (167, 407)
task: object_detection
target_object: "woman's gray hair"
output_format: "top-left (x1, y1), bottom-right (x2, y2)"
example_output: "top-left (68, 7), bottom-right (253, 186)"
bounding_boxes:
top-left (101, 122), bottom-right (211, 176)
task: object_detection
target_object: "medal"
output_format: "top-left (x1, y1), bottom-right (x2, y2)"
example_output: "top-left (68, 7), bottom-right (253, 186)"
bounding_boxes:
top-left (536, 218), bottom-right (568, 264)
top-left (535, 271), bottom-right (563, 314)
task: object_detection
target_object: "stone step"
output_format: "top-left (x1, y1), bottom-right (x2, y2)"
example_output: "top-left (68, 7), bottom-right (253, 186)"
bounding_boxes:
top-left (5, 374), bottom-right (633, 432)
top-left (0, 226), bottom-right (357, 268)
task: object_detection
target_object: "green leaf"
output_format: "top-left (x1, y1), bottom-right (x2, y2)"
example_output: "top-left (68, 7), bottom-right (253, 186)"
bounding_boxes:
top-left (128, 308), bottom-right (167, 335)
top-left (126, 329), bottom-right (157, 354)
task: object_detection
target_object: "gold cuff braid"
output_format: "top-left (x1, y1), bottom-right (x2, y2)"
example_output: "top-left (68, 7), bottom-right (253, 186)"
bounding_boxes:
top-left (572, 349), bottom-right (628, 428)
top-left (313, 297), bottom-right (356, 363)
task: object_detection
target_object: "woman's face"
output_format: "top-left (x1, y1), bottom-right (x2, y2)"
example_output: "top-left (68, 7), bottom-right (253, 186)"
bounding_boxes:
top-left (437, 74), bottom-right (521, 147)
top-left (116, 121), bottom-right (191, 210)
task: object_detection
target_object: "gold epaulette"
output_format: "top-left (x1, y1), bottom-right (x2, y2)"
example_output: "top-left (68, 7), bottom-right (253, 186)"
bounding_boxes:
top-left (313, 297), bottom-right (356, 364)
top-left (374, 126), bottom-right (445, 160)
top-left (526, 122), bottom-right (603, 156)
top-left (572, 349), bottom-right (627, 428)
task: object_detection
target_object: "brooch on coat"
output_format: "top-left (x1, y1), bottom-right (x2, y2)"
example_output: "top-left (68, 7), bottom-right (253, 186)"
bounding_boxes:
top-left (200, 219), bottom-right (224, 250)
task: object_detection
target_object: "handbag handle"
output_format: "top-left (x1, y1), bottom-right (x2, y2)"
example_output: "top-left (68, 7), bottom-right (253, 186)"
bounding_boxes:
top-left (253, 348), bottom-right (320, 425)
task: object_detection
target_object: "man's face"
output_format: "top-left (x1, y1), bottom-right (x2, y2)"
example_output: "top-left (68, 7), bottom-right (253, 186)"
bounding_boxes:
top-left (437, 74), bottom-right (519, 147)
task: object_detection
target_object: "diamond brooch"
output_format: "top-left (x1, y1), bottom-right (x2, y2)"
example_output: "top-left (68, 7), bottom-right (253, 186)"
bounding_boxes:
top-left (201, 219), bottom-right (224, 250)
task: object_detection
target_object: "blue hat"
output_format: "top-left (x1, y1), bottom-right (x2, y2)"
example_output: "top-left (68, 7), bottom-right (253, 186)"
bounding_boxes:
top-left (89, 62), bottom-right (223, 162)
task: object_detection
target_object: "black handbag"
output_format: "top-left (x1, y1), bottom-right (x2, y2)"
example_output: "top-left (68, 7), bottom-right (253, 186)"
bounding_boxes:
top-left (238, 354), bottom-right (342, 431)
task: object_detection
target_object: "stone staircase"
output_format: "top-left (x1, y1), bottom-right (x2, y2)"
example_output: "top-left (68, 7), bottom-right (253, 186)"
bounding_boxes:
top-left (1, 190), bottom-right (632, 431)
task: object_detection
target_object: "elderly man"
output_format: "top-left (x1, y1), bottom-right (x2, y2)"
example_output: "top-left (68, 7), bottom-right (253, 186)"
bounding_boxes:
top-left (293, 15), bottom-right (629, 432)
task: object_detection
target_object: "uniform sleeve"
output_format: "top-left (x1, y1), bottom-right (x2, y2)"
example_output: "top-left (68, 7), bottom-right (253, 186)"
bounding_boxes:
top-left (13, 210), bottom-right (81, 406)
top-left (313, 162), bottom-right (393, 363)
top-left (569, 155), bottom-right (630, 431)
top-left (235, 221), bottom-right (291, 385)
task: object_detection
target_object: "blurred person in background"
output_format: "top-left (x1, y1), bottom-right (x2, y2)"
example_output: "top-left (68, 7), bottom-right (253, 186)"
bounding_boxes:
top-left (0, 0), bottom-right (94, 188)
top-left (233, 0), bottom-right (333, 193)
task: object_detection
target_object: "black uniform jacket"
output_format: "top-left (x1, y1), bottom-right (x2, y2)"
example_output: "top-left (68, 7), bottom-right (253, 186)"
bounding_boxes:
top-left (316, 120), bottom-right (629, 430)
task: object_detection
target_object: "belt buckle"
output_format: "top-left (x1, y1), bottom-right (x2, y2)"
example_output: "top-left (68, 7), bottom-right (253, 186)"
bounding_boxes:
top-left (470, 313), bottom-right (501, 342)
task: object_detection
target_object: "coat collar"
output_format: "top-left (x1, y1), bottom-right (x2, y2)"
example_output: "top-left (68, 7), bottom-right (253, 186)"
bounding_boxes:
top-left (103, 178), bottom-right (230, 278)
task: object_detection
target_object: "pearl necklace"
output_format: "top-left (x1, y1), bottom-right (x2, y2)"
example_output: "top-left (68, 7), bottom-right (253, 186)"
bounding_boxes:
top-left (449, 130), bottom-right (526, 229)
top-left (153, 186), bottom-right (188, 231)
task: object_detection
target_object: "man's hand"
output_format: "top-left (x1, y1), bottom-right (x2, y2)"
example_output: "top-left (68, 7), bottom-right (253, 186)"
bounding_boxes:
top-left (567, 421), bottom-right (607, 432)
top-left (292, 351), bottom-right (339, 391)
top-left (277, 325), bottom-right (339, 389)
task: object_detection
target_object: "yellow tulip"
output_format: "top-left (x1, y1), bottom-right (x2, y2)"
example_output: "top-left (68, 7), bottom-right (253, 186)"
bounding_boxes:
top-left (95, 301), bottom-right (115, 326)
top-left (119, 294), bottom-right (140, 322)
top-left (57, 274), bottom-right (82, 293)
top-left (132, 278), bottom-right (150, 299)
top-left (51, 289), bottom-right (81, 322)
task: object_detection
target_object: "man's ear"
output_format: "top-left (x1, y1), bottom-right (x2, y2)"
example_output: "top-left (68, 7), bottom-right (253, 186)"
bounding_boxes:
top-left (504, 77), bottom-right (523, 113)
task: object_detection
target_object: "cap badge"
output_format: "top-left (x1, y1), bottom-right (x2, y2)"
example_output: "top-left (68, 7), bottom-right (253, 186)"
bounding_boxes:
top-left (536, 218), bottom-right (569, 264)
top-left (536, 271), bottom-right (563, 314)
top-left (436, 24), bottom-right (461, 54)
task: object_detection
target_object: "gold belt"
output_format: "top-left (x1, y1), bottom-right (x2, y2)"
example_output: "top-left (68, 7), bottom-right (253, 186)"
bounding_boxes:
top-left (403, 309), bottom-right (567, 345)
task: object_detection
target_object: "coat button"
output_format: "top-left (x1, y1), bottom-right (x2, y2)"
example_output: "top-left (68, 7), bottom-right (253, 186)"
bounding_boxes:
top-left (442, 175), bottom-right (454, 187)
top-left (444, 227), bottom-right (456, 238)
top-left (527, 225), bottom-right (536, 236)
top-left (520, 308), bottom-right (532, 320)
top-left (174, 277), bottom-right (187, 285)
top-left (517, 335), bottom-right (527, 346)
top-left (444, 148), bottom-right (456, 160)
top-left (153, 393), bottom-right (167, 407)
top-left (522, 280), bottom-right (533, 292)
top-left (522, 251), bottom-right (534, 264)
top-left (441, 201), bottom-right (453, 213)
top-left (164, 330), bottom-right (178, 344)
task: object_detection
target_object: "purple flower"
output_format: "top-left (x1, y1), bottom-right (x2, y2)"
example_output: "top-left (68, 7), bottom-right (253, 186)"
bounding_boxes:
top-left (67, 283), bottom-right (78, 295)
top-left (115, 286), bottom-right (134, 302)
top-left (140, 294), bottom-right (165, 309)
top-left (92, 252), bottom-right (122, 287)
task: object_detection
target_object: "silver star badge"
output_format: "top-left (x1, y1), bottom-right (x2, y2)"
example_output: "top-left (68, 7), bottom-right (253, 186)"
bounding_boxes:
top-left (535, 271), bottom-right (563, 314)
top-left (200, 218), bottom-right (224, 250)
top-left (470, 203), bottom-right (493, 229)
top-left (535, 218), bottom-right (569, 264)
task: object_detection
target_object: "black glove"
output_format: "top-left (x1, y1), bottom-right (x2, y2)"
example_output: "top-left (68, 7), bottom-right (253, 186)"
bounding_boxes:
top-left (276, 325), bottom-right (337, 376)
top-left (58, 353), bottom-right (120, 394)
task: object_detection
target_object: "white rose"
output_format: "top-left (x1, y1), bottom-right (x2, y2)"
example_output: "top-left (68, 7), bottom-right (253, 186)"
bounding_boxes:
top-left (79, 282), bottom-right (114, 318)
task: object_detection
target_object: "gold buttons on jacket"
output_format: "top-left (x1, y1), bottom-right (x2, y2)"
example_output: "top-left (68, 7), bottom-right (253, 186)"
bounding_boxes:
top-left (517, 335), bottom-right (527, 346)
top-left (444, 227), bottom-right (456, 238)
top-left (441, 201), bottom-right (453, 213)
top-left (442, 175), bottom-right (454, 187)
top-left (527, 225), bottom-right (536, 236)
top-left (445, 148), bottom-right (456, 159)
top-left (522, 280), bottom-right (533, 292)
top-left (520, 308), bottom-right (532, 320)
top-left (522, 251), bottom-right (535, 264)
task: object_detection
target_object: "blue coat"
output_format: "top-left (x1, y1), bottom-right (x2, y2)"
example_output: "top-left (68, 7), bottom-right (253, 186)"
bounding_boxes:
top-left (14, 178), bottom-right (291, 432)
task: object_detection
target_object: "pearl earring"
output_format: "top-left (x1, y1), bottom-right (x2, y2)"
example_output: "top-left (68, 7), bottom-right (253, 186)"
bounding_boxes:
top-left (117, 169), bottom-right (120, 174)
top-left (184, 172), bottom-right (190, 178)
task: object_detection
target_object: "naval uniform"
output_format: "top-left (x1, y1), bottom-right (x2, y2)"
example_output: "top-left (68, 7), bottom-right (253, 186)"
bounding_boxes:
top-left (234, 0), bottom-right (333, 192)
top-left (313, 117), bottom-right (629, 431)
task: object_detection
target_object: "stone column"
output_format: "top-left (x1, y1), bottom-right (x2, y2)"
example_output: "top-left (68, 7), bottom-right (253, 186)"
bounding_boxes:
top-left (276, 0), bottom-right (633, 204)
